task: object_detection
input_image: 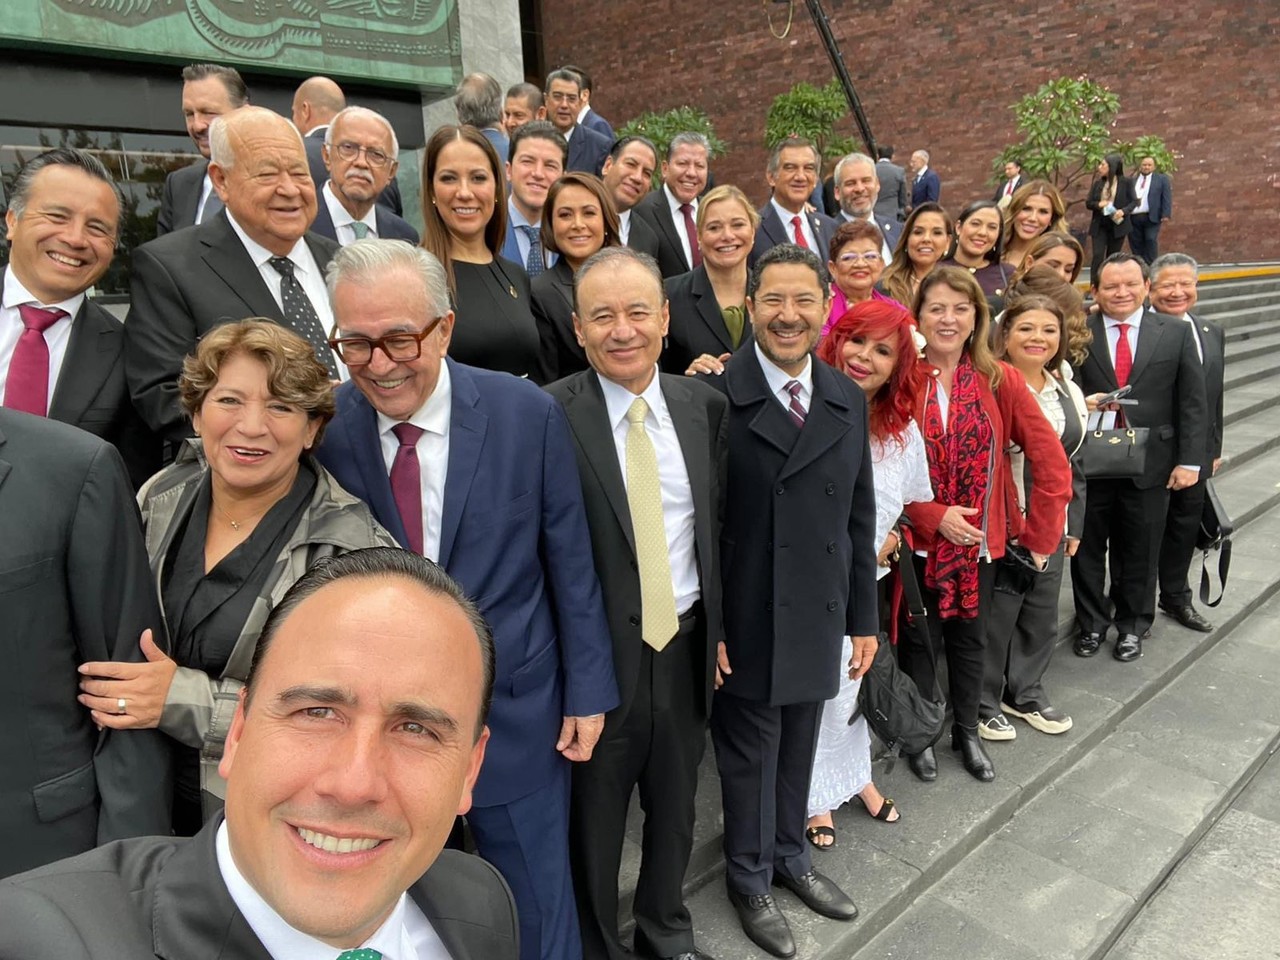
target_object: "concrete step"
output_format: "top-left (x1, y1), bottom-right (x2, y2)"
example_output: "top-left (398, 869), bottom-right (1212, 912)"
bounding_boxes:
top-left (1203, 303), bottom-right (1280, 332)
top-left (1192, 290), bottom-right (1280, 320)
top-left (1222, 328), bottom-right (1280, 366)
top-left (1224, 349), bottom-right (1280, 390)
top-left (1224, 319), bottom-right (1276, 344)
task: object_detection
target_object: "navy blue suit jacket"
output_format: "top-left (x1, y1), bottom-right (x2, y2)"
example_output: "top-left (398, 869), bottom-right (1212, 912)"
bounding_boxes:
top-left (911, 168), bottom-right (941, 207)
top-left (749, 203), bottom-right (840, 268)
top-left (581, 108), bottom-right (615, 141)
top-left (1144, 172), bottom-right (1173, 221)
top-left (310, 192), bottom-right (420, 245)
top-left (316, 361), bottom-right (618, 806)
top-left (566, 125), bottom-right (612, 176)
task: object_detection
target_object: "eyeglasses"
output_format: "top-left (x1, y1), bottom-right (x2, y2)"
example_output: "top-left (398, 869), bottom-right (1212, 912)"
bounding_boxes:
top-left (333, 141), bottom-right (392, 168)
top-left (548, 91), bottom-right (580, 104)
top-left (328, 316), bottom-right (444, 366)
top-left (836, 251), bottom-right (882, 265)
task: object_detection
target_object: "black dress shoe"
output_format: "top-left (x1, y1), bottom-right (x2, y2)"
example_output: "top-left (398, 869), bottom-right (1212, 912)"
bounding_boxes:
top-left (726, 885), bottom-right (795, 958)
top-left (632, 930), bottom-right (716, 960)
top-left (1074, 632), bottom-right (1102, 657)
top-left (907, 744), bottom-right (938, 782)
top-left (1162, 603), bottom-right (1214, 632)
top-left (1114, 632), bottom-right (1143, 661)
top-left (951, 724), bottom-right (996, 782)
top-left (773, 869), bottom-right (859, 921)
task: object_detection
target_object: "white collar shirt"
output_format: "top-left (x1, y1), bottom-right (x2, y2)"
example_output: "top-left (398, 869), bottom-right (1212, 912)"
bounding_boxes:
top-left (1133, 173), bottom-right (1152, 214)
top-left (1177, 312), bottom-right (1204, 363)
top-left (1102, 306), bottom-right (1145, 370)
top-left (837, 210), bottom-right (893, 264)
top-left (376, 359), bottom-right (452, 561)
top-left (754, 341), bottom-right (813, 416)
top-left (0, 269), bottom-right (84, 409)
top-left (323, 180), bottom-right (379, 246)
top-left (663, 185), bottom-right (697, 270)
top-left (618, 208), bottom-right (632, 246)
top-left (770, 197), bottom-right (817, 253)
top-left (915, 165), bottom-right (929, 182)
top-left (597, 368), bottom-right (700, 614)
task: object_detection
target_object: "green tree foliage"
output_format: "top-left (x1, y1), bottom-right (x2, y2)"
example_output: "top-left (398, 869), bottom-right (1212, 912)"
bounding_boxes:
top-left (616, 107), bottom-right (727, 190)
top-left (765, 79), bottom-right (856, 165)
top-left (993, 77), bottom-right (1177, 208)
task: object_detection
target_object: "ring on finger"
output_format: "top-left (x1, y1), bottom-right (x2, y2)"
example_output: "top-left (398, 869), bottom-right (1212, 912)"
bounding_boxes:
top-left (116, 698), bottom-right (127, 716)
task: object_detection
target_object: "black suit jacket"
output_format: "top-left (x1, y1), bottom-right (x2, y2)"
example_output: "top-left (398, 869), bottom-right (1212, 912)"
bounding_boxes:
top-left (749, 203), bottom-right (839, 268)
top-left (155, 159), bottom-right (208, 237)
top-left (633, 190), bottom-right (693, 279)
top-left (124, 211), bottom-right (340, 443)
top-left (625, 211), bottom-right (661, 261)
top-left (992, 174), bottom-right (1022, 202)
top-left (1086, 176), bottom-right (1138, 239)
top-left (702, 343), bottom-right (878, 705)
top-left (531, 259), bottom-right (586, 385)
top-left (310, 189), bottom-right (421, 245)
top-left (566, 124), bottom-right (612, 176)
top-left (0, 410), bottom-right (172, 880)
top-left (662, 265), bottom-right (746, 375)
top-left (1077, 309), bottom-right (1208, 488)
top-left (0, 816), bottom-right (518, 958)
top-left (305, 127), bottom-right (405, 216)
top-left (1186, 313), bottom-right (1225, 467)
top-left (546, 370), bottom-right (727, 722)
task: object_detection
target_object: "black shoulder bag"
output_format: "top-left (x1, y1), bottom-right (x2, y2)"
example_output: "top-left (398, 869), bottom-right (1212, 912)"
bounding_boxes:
top-left (1196, 478), bottom-right (1233, 608)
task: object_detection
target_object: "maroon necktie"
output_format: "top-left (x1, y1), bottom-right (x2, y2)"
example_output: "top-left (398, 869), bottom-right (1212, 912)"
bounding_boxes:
top-left (1113, 323), bottom-right (1133, 387)
top-left (679, 203), bottom-right (702, 268)
top-left (4, 305), bottom-right (68, 417)
top-left (785, 380), bottom-right (807, 428)
top-left (790, 216), bottom-right (809, 249)
top-left (390, 422), bottom-right (426, 555)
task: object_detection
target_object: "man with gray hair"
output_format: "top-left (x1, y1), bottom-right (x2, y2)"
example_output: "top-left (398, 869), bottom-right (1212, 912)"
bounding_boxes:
top-left (909, 148), bottom-right (940, 209)
top-left (749, 137), bottom-right (839, 268)
top-left (831, 151), bottom-right (900, 262)
top-left (125, 106), bottom-right (341, 448)
top-left (456, 71), bottom-right (510, 161)
top-left (1150, 253), bottom-right (1224, 633)
top-left (633, 132), bottom-right (712, 278)
top-left (311, 106), bottom-right (419, 246)
top-left (318, 240), bottom-right (618, 960)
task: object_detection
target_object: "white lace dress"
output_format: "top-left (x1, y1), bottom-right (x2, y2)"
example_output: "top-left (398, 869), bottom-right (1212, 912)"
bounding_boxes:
top-left (808, 421), bottom-right (934, 815)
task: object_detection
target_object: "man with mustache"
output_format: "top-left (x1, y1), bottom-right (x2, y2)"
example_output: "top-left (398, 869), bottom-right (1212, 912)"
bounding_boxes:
top-left (310, 106), bottom-right (419, 246)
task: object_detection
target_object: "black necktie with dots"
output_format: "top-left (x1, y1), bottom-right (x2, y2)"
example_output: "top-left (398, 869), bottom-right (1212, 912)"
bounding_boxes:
top-left (268, 256), bottom-right (339, 377)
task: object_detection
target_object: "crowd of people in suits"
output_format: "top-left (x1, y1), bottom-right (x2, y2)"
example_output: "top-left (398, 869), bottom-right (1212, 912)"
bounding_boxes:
top-left (0, 56), bottom-right (1215, 960)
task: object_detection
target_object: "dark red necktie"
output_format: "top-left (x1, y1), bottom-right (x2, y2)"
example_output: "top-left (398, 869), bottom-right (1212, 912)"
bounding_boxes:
top-left (679, 203), bottom-right (702, 268)
top-left (4, 304), bottom-right (68, 417)
top-left (790, 216), bottom-right (809, 249)
top-left (390, 422), bottom-right (426, 555)
top-left (785, 380), bottom-right (807, 428)
top-left (1113, 323), bottom-right (1133, 387)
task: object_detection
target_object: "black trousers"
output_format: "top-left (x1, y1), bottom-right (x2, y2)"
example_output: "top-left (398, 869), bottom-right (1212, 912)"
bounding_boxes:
top-left (1090, 224), bottom-right (1127, 278)
top-left (710, 690), bottom-right (821, 896)
top-left (1072, 478), bottom-right (1169, 636)
top-left (1128, 213), bottom-right (1162, 264)
top-left (570, 613), bottom-right (706, 960)
top-left (1158, 472), bottom-right (1209, 608)
top-left (982, 541), bottom-right (1065, 716)
top-left (898, 553), bottom-right (995, 728)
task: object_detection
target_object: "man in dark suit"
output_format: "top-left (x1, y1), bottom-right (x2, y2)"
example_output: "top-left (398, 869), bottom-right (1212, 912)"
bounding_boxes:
top-left (706, 244), bottom-right (878, 958)
top-left (310, 106), bottom-right (419, 246)
top-left (545, 68), bottom-right (612, 176)
top-left (456, 71), bottom-right (511, 161)
top-left (749, 137), bottom-right (839, 269)
top-left (548, 248), bottom-right (726, 960)
top-left (317, 241), bottom-right (618, 960)
top-left (501, 121), bottom-right (568, 272)
top-left (831, 151), bottom-right (902, 261)
top-left (873, 145), bottom-right (908, 223)
top-left (1, 148), bottom-right (157, 486)
top-left (993, 159), bottom-right (1023, 206)
top-left (1072, 253), bottom-right (1208, 662)
top-left (0, 409), bottom-right (171, 879)
top-left (909, 149), bottom-right (941, 210)
top-left (563, 65), bottom-right (616, 140)
top-left (601, 135), bottom-right (662, 259)
top-left (125, 106), bottom-right (341, 449)
top-left (503, 82), bottom-right (547, 137)
top-left (155, 63), bottom-right (248, 237)
top-left (1128, 156), bottom-right (1173, 264)
top-left (1150, 254), bottom-right (1223, 633)
top-left (633, 132), bottom-right (712, 279)
top-left (0, 547), bottom-right (518, 958)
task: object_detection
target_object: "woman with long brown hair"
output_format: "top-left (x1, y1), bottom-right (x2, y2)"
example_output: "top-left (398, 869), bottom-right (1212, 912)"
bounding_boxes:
top-left (1086, 153), bottom-right (1137, 278)
top-left (1000, 180), bottom-right (1069, 270)
top-left (878, 202), bottom-right (952, 306)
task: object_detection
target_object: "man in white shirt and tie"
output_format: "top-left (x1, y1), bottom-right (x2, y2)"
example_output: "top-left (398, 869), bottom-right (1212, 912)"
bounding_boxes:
top-left (1128, 156), bottom-right (1173, 264)
top-left (748, 138), bottom-right (840, 269)
top-left (831, 151), bottom-right (901, 262)
top-left (993, 159), bottom-right (1022, 208)
top-left (600, 135), bottom-right (662, 258)
top-left (501, 121), bottom-right (568, 277)
top-left (632, 132), bottom-right (712, 278)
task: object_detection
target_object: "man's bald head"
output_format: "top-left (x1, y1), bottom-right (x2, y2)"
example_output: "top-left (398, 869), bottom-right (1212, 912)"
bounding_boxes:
top-left (292, 76), bottom-right (346, 135)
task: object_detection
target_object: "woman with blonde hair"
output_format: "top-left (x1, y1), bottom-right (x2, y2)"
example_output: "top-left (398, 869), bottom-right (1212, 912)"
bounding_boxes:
top-left (1000, 180), bottom-right (1069, 270)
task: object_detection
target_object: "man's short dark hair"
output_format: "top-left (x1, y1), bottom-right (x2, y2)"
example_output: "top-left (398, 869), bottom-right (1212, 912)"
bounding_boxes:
top-left (7, 147), bottom-right (123, 220)
top-left (455, 72), bottom-right (503, 128)
top-left (1094, 251), bottom-right (1149, 287)
top-left (544, 68), bottom-right (582, 95)
top-left (748, 243), bottom-right (827, 299)
top-left (506, 82), bottom-right (544, 110)
top-left (560, 64), bottom-right (593, 93)
top-left (180, 63), bottom-right (249, 107)
top-left (508, 119), bottom-right (568, 165)
top-left (877, 145), bottom-right (894, 160)
top-left (609, 134), bottom-right (658, 166)
top-left (767, 136), bottom-right (820, 177)
top-left (245, 547), bottom-right (496, 738)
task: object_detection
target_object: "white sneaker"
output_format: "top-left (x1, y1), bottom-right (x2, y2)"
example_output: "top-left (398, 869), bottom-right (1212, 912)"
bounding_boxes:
top-left (978, 714), bottom-right (1016, 741)
top-left (1002, 702), bottom-right (1073, 735)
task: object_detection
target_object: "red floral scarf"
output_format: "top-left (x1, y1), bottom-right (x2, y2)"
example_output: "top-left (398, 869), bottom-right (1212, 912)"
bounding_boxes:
top-left (921, 355), bottom-right (993, 619)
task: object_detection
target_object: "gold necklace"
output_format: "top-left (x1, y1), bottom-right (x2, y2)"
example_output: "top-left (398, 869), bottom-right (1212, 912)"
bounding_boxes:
top-left (213, 498), bottom-right (267, 532)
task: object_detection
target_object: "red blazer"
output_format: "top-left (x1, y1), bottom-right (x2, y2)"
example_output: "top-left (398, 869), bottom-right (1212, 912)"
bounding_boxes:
top-left (905, 361), bottom-right (1070, 559)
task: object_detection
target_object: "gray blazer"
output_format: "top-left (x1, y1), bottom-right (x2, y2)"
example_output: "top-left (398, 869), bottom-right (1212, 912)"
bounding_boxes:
top-left (0, 817), bottom-right (519, 959)
top-left (874, 159), bottom-right (908, 222)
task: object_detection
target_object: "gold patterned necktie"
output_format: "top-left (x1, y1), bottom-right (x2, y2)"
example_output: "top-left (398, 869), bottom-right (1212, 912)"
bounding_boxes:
top-left (625, 398), bottom-right (679, 651)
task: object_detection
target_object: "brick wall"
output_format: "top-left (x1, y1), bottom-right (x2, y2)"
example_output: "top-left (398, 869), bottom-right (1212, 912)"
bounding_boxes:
top-left (540, 0), bottom-right (1280, 264)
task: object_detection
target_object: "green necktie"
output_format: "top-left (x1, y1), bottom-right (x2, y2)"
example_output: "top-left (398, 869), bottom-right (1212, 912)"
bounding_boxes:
top-left (625, 398), bottom-right (679, 651)
top-left (350, 221), bottom-right (371, 240)
top-left (336, 950), bottom-right (382, 960)
top-left (721, 305), bottom-right (745, 347)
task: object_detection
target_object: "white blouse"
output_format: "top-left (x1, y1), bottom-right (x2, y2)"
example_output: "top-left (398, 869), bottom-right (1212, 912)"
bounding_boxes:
top-left (871, 419), bottom-right (934, 580)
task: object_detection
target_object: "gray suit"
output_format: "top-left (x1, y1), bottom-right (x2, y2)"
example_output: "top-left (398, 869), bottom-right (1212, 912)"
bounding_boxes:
top-left (0, 410), bottom-right (172, 880)
top-left (874, 159), bottom-right (908, 222)
top-left (0, 817), bottom-right (518, 959)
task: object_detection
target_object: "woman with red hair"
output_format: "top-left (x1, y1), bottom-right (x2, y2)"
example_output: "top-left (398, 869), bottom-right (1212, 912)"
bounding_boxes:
top-left (804, 301), bottom-right (934, 846)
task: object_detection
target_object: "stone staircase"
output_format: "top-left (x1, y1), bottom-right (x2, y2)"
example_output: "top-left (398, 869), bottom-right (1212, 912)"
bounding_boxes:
top-left (613, 268), bottom-right (1280, 960)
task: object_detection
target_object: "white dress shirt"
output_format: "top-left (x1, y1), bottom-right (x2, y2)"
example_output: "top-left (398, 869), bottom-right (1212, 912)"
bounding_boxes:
top-left (216, 821), bottom-right (450, 959)
top-left (507, 197), bottom-right (558, 269)
top-left (837, 210), bottom-right (893, 264)
top-left (1133, 173), bottom-right (1152, 214)
top-left (663, 184), bottom-right (697, 270)
top-left (377, 360), bottom-right (452, 561)
top-left (0, 269), bottom-right (84, 408)
top-left (618, 208), bottom-right (633, 246)
top-left (1178, 313), bottom-right (1204, 362)
top-left (754, 341), bottom-right (812, 416)
top-left (770, 197), bottom-right (818, 252)
top-left (195, 172), bottom-right (218, 224)
top-left (225, 210), bottom-right (343, 377)
top-left (598, 369), bottom-right (700, 615)
top-left (323, 180), bottom-right (379, 246)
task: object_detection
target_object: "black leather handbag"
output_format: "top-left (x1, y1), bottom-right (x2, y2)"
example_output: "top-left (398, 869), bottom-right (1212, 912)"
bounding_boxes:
top-left (1196, 478), bottom-right (1232, 607)
top-left (1080, 424), bottom-right (1149, 479)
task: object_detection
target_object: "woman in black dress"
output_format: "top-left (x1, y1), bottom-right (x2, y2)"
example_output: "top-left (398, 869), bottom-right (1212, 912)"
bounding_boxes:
top-left (421, 124), bottom-right (540, 377)
top-left (1086, 154), bottom-right (1137, 279)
